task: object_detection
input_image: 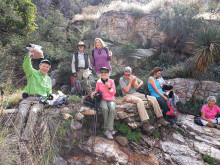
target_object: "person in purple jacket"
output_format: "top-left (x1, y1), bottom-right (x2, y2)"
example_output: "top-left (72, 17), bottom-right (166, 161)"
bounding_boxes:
top-left (90, 38), bottom-right (112, 78)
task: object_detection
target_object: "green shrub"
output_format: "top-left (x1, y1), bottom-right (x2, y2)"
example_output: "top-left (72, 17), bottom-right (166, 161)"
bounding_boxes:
top-left (115, 121), bottom-right (142, 142)
top-left (122, 42), bottom-right (137, 56)
top-left (177, 100), bottom-right (206, 115)
top-left (68, 95), bottom-right (81, 103)
top-left (123, 7), bottom-right (145, 18)
top-left (166, 64), bottom-right (189, 78)
top-left (175, 127), bottom-right (186, 137)
top-left (153, 131), bottom-right (161, 138)
top-left (202, 154), bottom-right (215, 165)
top-left (158, 4), bottom-right (203, 49)
top-left (192, 27), bottom-right (220, 72)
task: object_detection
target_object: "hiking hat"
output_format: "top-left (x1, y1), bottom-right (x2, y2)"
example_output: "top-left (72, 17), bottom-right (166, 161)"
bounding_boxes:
top-left (40, 59), bottom-right (51, 66)
top-left (100, 67), bottom-right (109, 73)
top-left (124, 66), bottom-right (132, 72)
top-left (77, 41), bottom-right (86, 47)
top-left (83, 68), bottom-right (92, 79)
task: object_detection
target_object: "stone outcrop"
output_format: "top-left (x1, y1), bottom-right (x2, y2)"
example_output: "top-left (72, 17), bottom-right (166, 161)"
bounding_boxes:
top-left (95, 11), bottom-right (165, 49)
top-left (167, 78), bottom-right (220, 103)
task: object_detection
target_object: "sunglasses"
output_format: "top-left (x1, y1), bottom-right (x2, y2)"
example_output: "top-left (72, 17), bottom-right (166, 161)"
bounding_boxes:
top-left (100, 71), bottom-right (109, 74)
top-left (125, 74), bottom-right (131, 76)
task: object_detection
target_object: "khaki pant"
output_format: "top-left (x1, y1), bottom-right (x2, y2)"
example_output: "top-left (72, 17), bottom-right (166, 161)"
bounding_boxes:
top-left (77, 68), bottom-right (92, 94)
top-left (14, 96), bottom-right (43, 140)
top-left (99, 100), bottom-right (116, 131)
top-left (124, 93), bottom-right (163, 122)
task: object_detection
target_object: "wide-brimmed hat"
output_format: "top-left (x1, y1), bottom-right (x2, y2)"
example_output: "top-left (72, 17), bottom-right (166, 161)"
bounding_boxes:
top-left (40, 59), bottom-right (51, 66)
top-left (77, 41), bottom-right (86, 47)
top-left (83, 68), bottom-right (92, 79)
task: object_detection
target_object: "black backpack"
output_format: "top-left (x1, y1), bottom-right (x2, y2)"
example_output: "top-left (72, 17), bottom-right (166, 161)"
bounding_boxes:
top-left (194, 116), bottom-right (203, 126)
top-left (83, 91), bottom-right (102, 108)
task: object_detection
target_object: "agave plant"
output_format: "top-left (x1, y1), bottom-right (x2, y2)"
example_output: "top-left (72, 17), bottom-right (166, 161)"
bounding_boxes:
top-left (192, 27), bottom-right (220, 72)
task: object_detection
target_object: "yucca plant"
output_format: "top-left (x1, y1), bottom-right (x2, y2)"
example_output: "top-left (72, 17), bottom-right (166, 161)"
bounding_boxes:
top-left (192, 27), bottom-right (220, 72)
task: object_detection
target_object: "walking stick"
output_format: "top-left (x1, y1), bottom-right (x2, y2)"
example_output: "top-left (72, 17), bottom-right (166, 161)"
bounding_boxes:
top-left (1, 88), bottom-right (4, 119)
top-left (92, 95), bottom-right (98, 158)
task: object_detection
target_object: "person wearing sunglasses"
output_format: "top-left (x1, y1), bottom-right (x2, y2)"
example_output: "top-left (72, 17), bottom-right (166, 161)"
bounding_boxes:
top-left (91, 67), bottom-right (116, 139)
top-left (119, 66), bottom-right (168, 133)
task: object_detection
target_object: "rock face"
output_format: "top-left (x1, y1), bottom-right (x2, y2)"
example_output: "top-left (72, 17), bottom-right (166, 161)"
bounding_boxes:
top-left (95, 11), bottom-right (165, 48)
top-left (80, 136), bottom-right (129, 165)
top-left (168, 78), bottom-right (220, 103)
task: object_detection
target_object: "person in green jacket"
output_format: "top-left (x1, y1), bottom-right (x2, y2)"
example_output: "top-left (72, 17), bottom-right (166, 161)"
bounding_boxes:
top-left (14, 54), bottom-right (52, 141)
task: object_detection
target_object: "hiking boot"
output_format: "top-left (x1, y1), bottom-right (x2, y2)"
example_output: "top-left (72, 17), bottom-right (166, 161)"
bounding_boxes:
top-left (142, 121), bottom-right (155, 133)
top-left (157, 117), bottom-right (169, 126)
top-left (104, 130), bottom-right (113, 140)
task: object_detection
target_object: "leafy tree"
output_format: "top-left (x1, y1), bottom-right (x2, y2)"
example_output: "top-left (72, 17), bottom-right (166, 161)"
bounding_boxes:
top-left (0, 0), bottom-right (37, 37)
top-left (192, 27), bottom-right (220, 72)
top-left (158, 4), bottom-right (203, 50)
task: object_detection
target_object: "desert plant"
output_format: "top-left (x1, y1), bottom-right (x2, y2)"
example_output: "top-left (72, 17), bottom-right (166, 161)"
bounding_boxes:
top-left (192, 27), bottom-right (220, 72)
top-left (202, 154), bottom-right (215, 165)
top-left (166, 64), bottom-right (189, 78)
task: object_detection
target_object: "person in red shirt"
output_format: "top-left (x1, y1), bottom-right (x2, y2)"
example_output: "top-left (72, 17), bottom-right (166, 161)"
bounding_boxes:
top-left (201, 96), bottom-right (220, 129)
top-left (91, 67), bottom-right (116, 139)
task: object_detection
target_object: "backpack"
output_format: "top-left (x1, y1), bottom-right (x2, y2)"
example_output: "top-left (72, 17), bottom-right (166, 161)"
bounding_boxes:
top-left (83, 91), bottom-right (102, 108)
top-left (166, 100), bottom-right (178, 122)
top-left (70, 76), bottom-right (82, 94)
top-left (53, 95), bottom-right (69, 106)
top-left (194, 116), bottom-right (203, 126)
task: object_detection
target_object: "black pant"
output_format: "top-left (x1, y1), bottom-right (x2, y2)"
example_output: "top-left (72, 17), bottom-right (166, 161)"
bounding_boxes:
top-left (156, 96), bottom-right (169, 117)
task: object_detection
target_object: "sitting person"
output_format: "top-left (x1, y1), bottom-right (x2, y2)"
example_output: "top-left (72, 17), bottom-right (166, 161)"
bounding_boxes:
top-left (15, 54), bottom-right (52, 140)
top-left (119, 66), bottom-right (168, 133)
top-left (148, 67), bottom-right (177, 124)
top-left (201, 96), bottom-right (220, 129)
top-left (91, 67), bottom-right (116, 139)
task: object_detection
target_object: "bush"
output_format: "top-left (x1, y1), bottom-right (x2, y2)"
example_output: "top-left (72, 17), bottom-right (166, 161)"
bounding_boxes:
top-left (177, 100), bottom-right (206, 115)
top-left (114, 121), bottom-right (142, 142)
top-left (123, 7), bottom-right (145, 18)
top-left (202, 154), bottom-right (215, 165)
top-left (166, 64), bottom-right (189, 78)
top-left (122, 42), bottom-right (137, 56)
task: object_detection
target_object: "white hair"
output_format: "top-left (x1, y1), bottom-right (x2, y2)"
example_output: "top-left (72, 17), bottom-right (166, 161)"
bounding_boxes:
top-left (207, 96), bottom-right (216, 102)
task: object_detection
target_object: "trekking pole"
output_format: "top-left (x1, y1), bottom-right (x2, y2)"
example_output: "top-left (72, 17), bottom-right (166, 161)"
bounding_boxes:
top-left (1, 88), bottom-right (4, 119)
top-left (92, 96), bottom-right (98, 158)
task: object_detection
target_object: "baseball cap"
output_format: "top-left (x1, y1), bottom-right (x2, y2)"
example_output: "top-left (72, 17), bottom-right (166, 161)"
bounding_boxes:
top-left (40, 59), bottom-right (51, 66)
top-left (124, 66), bottom-right (132, 72)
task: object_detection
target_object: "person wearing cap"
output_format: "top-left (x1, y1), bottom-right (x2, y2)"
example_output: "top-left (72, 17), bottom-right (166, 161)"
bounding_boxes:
top-left (71, 41), bottom-right (92, 94)
top-left (90, 38), bottom-right (112, 79)
top-left (91, 67), bottom-right (116, 139)
top-left (14, 53), bottom-right (52, 141)
top-left (119, 66), bottom-right (168, 133)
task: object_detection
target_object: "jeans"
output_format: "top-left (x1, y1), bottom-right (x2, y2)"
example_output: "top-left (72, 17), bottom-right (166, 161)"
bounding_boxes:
top-left (156, 96), bottom-right (170, 117)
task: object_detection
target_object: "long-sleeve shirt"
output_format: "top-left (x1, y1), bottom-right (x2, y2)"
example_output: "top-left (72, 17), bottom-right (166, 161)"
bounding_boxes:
top-left (23, 55), bottom-right (52, 97)
top-left (90, 48), bottom-right (112, 73)
top-left (95, 79), bottom-right (116, 101)
top-left (71, 52), bottom-right (90, 73)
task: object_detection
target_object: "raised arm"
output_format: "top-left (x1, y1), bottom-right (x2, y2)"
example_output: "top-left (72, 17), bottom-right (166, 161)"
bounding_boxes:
top-left (23, 54), bottom-right (34, 77)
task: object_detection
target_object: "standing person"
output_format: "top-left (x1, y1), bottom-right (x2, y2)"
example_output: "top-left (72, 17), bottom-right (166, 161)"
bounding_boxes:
top-left (200, 96), bottom-right (220, 129)
top-left (91, 67), bottom-right (116, 139)
top-left (15, 53), bottom-right (52, 141)
top-left (148, 67), bottom-right (177, 124)
top-left (119, 67), bottom-right (168, 133)
top-left (71, 41), bottom-right (92, 94)
top-left (90, 38), bottom-right (112, 79)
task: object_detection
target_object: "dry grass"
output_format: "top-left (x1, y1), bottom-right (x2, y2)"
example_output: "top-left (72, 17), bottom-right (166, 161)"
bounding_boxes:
top-left (73, 0), bottom-right (202, 21)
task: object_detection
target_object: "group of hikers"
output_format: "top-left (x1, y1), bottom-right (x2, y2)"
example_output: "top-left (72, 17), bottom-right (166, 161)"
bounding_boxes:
top-left (14, 38), bottom-right (220, 141)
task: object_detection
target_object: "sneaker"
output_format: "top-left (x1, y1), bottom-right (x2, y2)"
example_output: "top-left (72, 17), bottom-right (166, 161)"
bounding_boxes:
top-left (157, 117), bottom-right (169, 126)
top-left (104, 130), bottom-right (113, 140)
top-left (142, 121), bottom-right (155, 133)
top-left (110, 130), bottom-right (117, 135)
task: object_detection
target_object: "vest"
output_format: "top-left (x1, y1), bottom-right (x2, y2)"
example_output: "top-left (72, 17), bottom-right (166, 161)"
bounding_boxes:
top-left (75, 52), bottom-right (89, 72)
